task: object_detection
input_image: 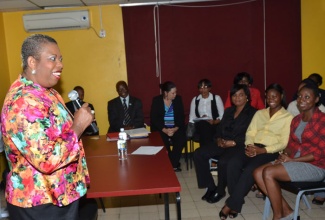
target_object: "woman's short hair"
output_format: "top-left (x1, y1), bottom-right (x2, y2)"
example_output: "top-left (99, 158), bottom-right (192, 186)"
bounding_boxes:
top-left (265, 83), bottom-right (286, 108)
top-left (230, 84), bottom-right (251, 103)
top-left (160, 81), bottom-right (176, 93)
top-left (21, 34), bottom-right (57, 72)
top-left (197, 79), bottom-right (212, 89)
top-left (233, 72), bottom-right (253, 85)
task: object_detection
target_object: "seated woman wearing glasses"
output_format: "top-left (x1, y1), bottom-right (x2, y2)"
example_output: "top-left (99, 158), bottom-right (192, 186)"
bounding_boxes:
top-left (188, 79), bottom-right (224, 147)
top-left (253, 83), bottom-right (325, 220)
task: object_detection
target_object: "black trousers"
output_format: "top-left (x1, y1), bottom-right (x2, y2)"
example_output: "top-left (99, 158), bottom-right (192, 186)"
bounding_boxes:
top-left (7, 199), bottom-right (80, 220)
top-left (193, 143), bottom-right (244, 196)
top-left (225, 152), bottom-right (279, 213)
top-left (195, 121), bottom-right (217, 146)
top-left (159, 129), bottom-right (186, 168)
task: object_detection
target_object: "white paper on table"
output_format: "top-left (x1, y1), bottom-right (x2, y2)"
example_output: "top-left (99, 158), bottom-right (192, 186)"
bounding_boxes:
top-left (131, 146), bottom-right (163, 155)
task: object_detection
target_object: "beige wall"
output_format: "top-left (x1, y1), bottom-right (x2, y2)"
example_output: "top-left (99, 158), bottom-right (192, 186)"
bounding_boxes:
top-left (301, 0), bottom-right (325, 88)
top-left (0, 5), bottom-right (127, 134)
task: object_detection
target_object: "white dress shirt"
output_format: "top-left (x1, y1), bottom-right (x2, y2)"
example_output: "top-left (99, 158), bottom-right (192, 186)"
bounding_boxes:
top-left (189, 92), bottom-right (224, 123)
top-left (120, 95), bottom-right (130, 107)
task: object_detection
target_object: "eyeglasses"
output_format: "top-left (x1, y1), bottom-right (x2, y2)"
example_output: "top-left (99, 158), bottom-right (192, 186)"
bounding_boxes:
top-left (199, 86), bottom-right (209, 89)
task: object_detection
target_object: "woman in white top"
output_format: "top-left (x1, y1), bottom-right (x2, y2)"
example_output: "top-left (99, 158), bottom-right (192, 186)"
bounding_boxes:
top-left (287, 78), bottom-right (325, 116)
top-left (189, 79), bottom-right (224, 147)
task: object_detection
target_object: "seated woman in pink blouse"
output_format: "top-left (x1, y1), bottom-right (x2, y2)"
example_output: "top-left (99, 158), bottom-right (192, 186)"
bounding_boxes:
top-left (253, 83), bottom-right (325, 220)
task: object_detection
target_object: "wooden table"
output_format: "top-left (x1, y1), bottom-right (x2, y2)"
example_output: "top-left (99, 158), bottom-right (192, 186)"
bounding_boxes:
top-left (82, 132), bottom-right (181, 220)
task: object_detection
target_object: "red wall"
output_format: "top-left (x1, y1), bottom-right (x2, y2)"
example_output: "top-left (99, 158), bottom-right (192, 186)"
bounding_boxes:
top-left (123, 0), bottom-right (301, 124)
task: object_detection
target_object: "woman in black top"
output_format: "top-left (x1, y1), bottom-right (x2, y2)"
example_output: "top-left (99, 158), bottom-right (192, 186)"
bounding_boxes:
top-left (194, 84), bottom-right (257, 203)
top-left (150, 81), bottom-right (186, 172)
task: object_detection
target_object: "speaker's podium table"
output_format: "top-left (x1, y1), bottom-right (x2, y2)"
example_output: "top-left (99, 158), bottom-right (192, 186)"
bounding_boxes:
top-left (82, 132), bottom-right (181, 220)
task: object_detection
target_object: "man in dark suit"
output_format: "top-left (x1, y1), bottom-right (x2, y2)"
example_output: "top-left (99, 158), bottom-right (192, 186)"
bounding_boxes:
top-left (65, 86), bottom-right (99, 136)
top-left (107, 81), bottom-right (145, 133)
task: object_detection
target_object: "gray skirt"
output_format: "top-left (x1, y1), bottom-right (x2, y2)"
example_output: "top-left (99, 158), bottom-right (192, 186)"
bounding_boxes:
top-left (282, 162), bottom-right (325, 182)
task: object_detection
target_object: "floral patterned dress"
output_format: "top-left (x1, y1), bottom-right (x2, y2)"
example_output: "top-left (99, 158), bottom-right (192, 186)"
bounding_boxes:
top-left (0, 75), bottom-right (90, 207)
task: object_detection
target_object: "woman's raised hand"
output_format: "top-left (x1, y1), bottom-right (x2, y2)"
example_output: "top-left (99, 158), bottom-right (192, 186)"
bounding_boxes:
top-left (72, 103), bottom-right (94, 137)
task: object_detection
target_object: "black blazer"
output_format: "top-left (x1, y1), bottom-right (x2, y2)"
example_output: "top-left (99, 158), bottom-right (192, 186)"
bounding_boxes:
top-left (65, 100), bottom-right (99, 135)
top-left (216, 103), bottom-right (257, 148)
top-left (107, 96), bottom-right (144, 132)
top-left (150, 95), bottom-right (185, 132)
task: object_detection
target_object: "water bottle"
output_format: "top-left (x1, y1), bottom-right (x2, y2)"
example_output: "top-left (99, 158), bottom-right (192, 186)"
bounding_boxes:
top-left (117, 128), bottom-right (127, 160)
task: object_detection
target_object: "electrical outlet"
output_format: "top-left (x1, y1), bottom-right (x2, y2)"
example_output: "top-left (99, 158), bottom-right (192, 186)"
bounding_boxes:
top-left (99, 29), bottom-right (106, 38)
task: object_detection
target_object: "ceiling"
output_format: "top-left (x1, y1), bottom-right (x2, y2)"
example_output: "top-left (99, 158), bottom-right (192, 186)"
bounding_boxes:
top-left (0, 0), bottom-right (205, 12)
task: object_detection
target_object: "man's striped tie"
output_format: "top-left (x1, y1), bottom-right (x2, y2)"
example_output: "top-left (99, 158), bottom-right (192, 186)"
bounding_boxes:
top-left (123, 98), bottom-right (131, 126)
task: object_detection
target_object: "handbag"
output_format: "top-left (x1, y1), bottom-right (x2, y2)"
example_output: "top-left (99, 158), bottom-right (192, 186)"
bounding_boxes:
top-left (186, 122), bottom-right (196, 138)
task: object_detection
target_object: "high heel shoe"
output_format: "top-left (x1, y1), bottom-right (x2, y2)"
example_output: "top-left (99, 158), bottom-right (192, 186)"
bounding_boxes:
top-left (219, 206), bottom-right (228, 220)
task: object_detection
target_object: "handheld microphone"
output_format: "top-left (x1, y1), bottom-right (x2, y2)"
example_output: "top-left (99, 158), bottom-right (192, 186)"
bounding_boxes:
top-left (68, 90), bottom-right (99, 133)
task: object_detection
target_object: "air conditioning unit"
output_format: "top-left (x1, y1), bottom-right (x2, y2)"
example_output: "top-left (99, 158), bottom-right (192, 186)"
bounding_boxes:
top-left (23, 10), bottom-right (90, 32)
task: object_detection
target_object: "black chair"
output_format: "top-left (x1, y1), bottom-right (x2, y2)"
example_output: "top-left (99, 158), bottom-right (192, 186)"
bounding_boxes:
top-left (263, 181), bottom-right (325, 220)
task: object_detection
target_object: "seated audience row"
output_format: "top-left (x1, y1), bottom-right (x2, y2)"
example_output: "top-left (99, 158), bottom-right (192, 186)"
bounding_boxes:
top-left (105, 81), bottom-right (186, 171)
top-left (189, 72), bottom-right (264, 148)
top-left (226, 83), bottom-right (292, 218)
top-left (69, 73), bottom-right (325, 219)
top-left (209, 83), bottom-right (293, 219)
top-left (254, 83), bottom-right (325, 220)
top-left (67, 72), bottom-right (325, 220)
top-left (192, 79), bottom-right (325, 220)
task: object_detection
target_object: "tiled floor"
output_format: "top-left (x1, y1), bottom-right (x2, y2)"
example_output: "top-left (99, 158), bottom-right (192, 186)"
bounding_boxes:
top-left (1, 157), bottom-right (325, 219)
top-left (94, 157), bottom-right (325, 220)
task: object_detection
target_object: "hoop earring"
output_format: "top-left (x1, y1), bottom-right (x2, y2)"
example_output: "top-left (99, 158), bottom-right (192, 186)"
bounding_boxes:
top-left (31, 70), bottom-right (36, 75)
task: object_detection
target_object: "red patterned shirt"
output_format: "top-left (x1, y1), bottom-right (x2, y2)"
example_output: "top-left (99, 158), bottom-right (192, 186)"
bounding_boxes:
top-left (287, 108), bottom-right (325, 169)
